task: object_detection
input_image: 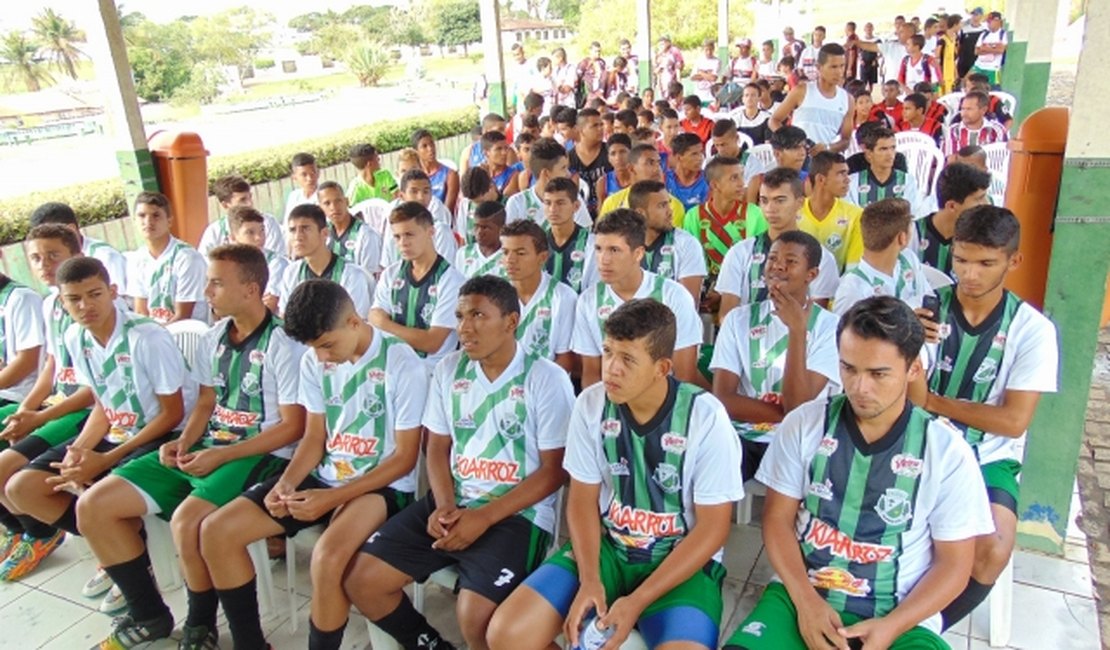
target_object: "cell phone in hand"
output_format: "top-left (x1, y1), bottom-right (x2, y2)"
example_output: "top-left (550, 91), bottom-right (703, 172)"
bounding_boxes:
top-left (921, 294), bottom-right (940, 319)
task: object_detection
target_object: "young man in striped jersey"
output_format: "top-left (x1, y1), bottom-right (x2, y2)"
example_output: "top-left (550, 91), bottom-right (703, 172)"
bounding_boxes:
top-left (29, 202), bottom-right (128, 291)
top-left (911, 206), bottom-right (1059, 630)
top-left (500, 220), bottom-right (577, 373)
top-left (506, 138), bottom-right (592, 229)
top-left (834, 198), bottom-right (932, 316)
top-left (7, 258), bottom-right (194, 589)
top-left (228, 206), bottom-right (287, 314)
top-left (725, 296), bottom-right (994, 650)
top-left (943, 91), bottom-right (1008, 157)
top-left (379, 170), bottom-right (460, 270)
top-left (914, 163), bottom-right (992, 281)
top-left (489, 298), bottom-right (743, 650)
top-left (455, 201), bottom-right (507, 279)
top-left (542, 177), bottom-right (598, 294)
top-left (718, 168), bottom-right (839, 320)
top-left (76, 244), bottom-right (305, 650)
top-left (125, 191), bottom-right (208, 324)
top-left (199, 175), bottom-right (285, 260)
top-left (199, 279), bottom-right (426, 650)
top-left (371, 201), bottom-right (466, 374)
top-left (628, 180), bottom-right (706, 301)
top-left (572, 210), bottom-right (704, 389)
top-left (800, 152), bottom-right (865, 273)
top-left (712, 231), bottom-right (840, 481)
top-left (276, 204), bottom-right (375, 318)
top-left (345, 276), bottom-right (574, 650)
top-left (317, 180), bottom-right (382, 278)
top-left (845, 127), bottom-right (928, 218)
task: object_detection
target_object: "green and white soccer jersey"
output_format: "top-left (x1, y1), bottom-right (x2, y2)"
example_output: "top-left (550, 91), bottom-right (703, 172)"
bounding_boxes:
top-left (193, 315), bottom-right (303, 456)
top-left (276, 255), bottom-right (374, 317)
top-left (717, 234), bottom-right (840, 305)
top-left (846, 169), bottom-right (928, 218)
top-left (516, 273), bottom-right (577, 360)
top-left (832, 253), bottom-right (933, 316)
top-left (757, 396), bottom-right (994, 633)
top-left (454, 243), bottom-right (507, 279)
top-left (264, 252), bottom-right (289, 298)
top-left (373, 256), bottom-right (465, 372)
top-left (43, 292), bottom-right (81, 400)
top-left (66, 306), bottom-right (195, 442)
top-left (300, 330), bottom-right (428, 491)
top-left (923, 288), bottom-right (1059, 464)
top-left (126, 236), bottom-right (208, 324)
top-left (571, 271), bottom-right (702, 358)
top-left (546, 225), bottom-right (599, 294)
top-left (328, 214), bottom-right (383, 277)
top-left (198, 213), bottom-right (286, 259)
top-left (423, 346), bottom-right (575, 534)
top-left (82, 237), bottom-right (128, 292)
top-left (710, 301), bottom-right (840, 443)
top-left (378, 221), bottom-right (459, 271)
top-left (506, 186), bottom-right (593, 229)
top-left (0, 280), bottom-right (44, 403)
top-left (564, 380), bottom-right (744, 564)
top-left (641, 228), bottom-right (707, 283)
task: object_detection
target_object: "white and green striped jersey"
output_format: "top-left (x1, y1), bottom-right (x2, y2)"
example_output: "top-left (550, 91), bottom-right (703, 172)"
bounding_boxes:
top-left (516, 273), bottom-right (577, 361)
top-left (0, 279), bottom-right (44, 403)
top-left (423, 345), bottom-right (575, 534)
top-left (276, 255), bottom-right (374, 317)
top-left (846, 168), bottom-right (929, 218)
top-left (571, 270), bottom-right (702, 358)
top-left (758, 396), bottom-right (994, 633)
top-left (505, 185), bottom-right (593, 229)
top-left (198, 213), bottom-right (286, 260)
top-left (194, 315), bottom-right (304, 457)
top-left (564, 380), bottom-right (744, 563)
top-left (716, 234), bottom-right (840, 305)
top-left (454, 243), bottom-right (507, 280)
top-left (82, 237), bottom-right (127, 292)
top-left (641, 228), bottom-right (707, 283)
top-left (65, 306), bottom-right (196, 442)
top-left (43, 292), bottom-right (80, 400)
top-left (832, 254), bottom-right (933, 316)
top-left (378, 220), bottom-right (459, 272)
top-left (300, 330), bottom-right (428, 490)
top-left (265, 252), bottom-right (289, 298)
top-left (125, 236), bottom-right (208, 324)
top-left (710, 300), bottom-right (841, 443)
top-left (373, 256), bottom-right (466, 373)
top-left (327, 213), bottom-right (383, 277)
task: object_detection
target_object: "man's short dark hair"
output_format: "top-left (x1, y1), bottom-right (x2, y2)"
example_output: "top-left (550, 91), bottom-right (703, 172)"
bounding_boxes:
top-left (861, 126), bottom-right (896, 151)
top-left (809, 151), bottom-right (847, 180)
top-left (349, 143), bottom-right (379, 170)
top-left (904, 93), bottom-right (928, 111)
top-left (284, 280), bottom-right (355, 343)
top-left (607, 133), bottom-right (632, 150)
top-left (473, 201), bottom-right (506, 224)
top-left (388, 201), bottom-right (435, 227)
top-left (208, 243), bottom-right (269, 294)
top-left (288, 204), bottom-right (327, 229)
top-left (670, 133), bottom-right (703, 156)
top-left (682, 95), bottom-right (701, 108)
top-left (629, 143), bottom-right (660, 165)
top-left (712, 119), bottom-right (737, 138)
top-left (499, 219), bottom-right (548, 255)
top-left (614, 109), bottom-right (638, 129)
top-left (461, 166), bottom-right (494, 200)
top-left (134, 191), bottom-right (171, 212)
top-left (57, 256), bottom-right (110, 288)
top-left (552, 106), bottom-right (577, 126)
top-left (910, 34), bottom-right (926, 49)
top-left (659, 107), bottom-right (680, 121)
top-left (28, 224), bottom-right (80, 255)
top-left (594, 208), bottom-right (647, 250)
top-left (817, 43), bottom-right (846, 65)
top-left (529, 138), bottom-right (569, 177)
top-left (604, 299), bottom-right (676, 361)
top-left (936, 163), bottom-right (992, 207)
top-left (627, 180), bottom-right (667, 213)
top-left (227, 205), bottom-right (266, 232)
top-left (400, 169), bottom-right (431, 192)
top-left (775, 230), bottom-right (822, 270)
top-left (213, 175), bottom-right (252, 203)
top-left (837, 295), bottom-right (925, 365)
top-left (523, 92), bottom-right (544, 111)
top-left (861, 198), bottom-right (912, 251)
top-left (769, 126), bottom-right (807, 150)
top-left (480, 131), bottom-right (508, 151)
top-left (410, 129), bottom-right (434, 148)
top-left (705, 156), bottom-right (741, 184)
top-left (30, 201), bottom-right (78, 228)
top-left (542, 176), bottom-right (579, 202)
top-left (459, 275), bottom-right (520, 319)
top-left (291, 152), bottom-right (316, 169)
top-left (317, 180), bottom-right (344, 196)
top-left (963, 90), bottom-right (990, 109)
top-left (762, 167), bottom-right (805, 198)
top-left (954, 205), bottom-right (1020, 255)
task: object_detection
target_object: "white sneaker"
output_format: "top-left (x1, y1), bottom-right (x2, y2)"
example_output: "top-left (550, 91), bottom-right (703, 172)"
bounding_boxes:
top-left (81, 566), bottom-right (113, 598)
top-left (98, 584), bottom-right (126, 614)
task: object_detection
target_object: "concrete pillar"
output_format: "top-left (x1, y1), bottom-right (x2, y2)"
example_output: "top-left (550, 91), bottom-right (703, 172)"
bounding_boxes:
top-left (1016, 0), bottom-right (1110, 555)
top-left (1014, 0), bottom-right (1060, 125)
top-left (636, 0), bottom-right (653, 93)
top-left (1000, 0), bottom-right (1033, 109)
top-left (83, 0), bottom-right (158, 210)
top-left (479, 0), bottom-right (507, 117)
top-left (718, 0), bottom-right (731, 79)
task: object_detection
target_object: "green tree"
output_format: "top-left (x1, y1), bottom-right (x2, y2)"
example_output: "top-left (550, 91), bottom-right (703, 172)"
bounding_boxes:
top-left (346, 42), bottom-right (390, 86)
top-left (303, 22), bottom-right (361, 60)
top-left (573, 0), bottom-right (753, 52)
top-left (546, 0), bottom-right (581, 28)
top-left (31, 8), bottom-right (86, 80)
top-left (0, 31), bottom-right (54, 92)
top-left (125, 19), bottom-right (194, 101)
top-left (432, 0), bottom-right (481, 55)
top-left (190, 7), bottom-right (274, 81)
top-left (389, 8), bottom-right (427, 48)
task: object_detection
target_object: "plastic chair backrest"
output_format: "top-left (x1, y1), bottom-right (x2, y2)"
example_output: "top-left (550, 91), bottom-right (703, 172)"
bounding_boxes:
top-left (982, 141), bottom-right (1010, 206)
top-left (899, 143), bottom-right (945, 199)
top-left (439, 158), bottom-right (458, 172)
top-left (922, 264), bottom-right (953, 290)
top-left (166, 319), bottom-right (210, 370)
top-left (743, 143), bottom-right (776, 183)
top-left (895, 130), bottom-right (939, 150)
top-left (937, 92), bottom-right (965, 123)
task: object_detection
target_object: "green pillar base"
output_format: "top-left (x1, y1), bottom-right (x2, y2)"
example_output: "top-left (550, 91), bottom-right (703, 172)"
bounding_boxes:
top-left (116, 148), bottom-right (158, 213)
top-left (1016, 61), bottom-right (1051, 128)
top-left (487, 81), bottom-right (507, 119)
top-left (639, 59), bottom-right (652, 94)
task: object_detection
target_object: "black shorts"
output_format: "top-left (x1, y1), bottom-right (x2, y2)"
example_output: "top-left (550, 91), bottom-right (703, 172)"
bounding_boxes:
top-left (240, 473), bottom-right (413, 537)
top-left (23, 434), bottom-right (175, 478)
top-left (741, 438), bottom-right (769, 483)
top-left (360, 493), bottom-right (551, 604)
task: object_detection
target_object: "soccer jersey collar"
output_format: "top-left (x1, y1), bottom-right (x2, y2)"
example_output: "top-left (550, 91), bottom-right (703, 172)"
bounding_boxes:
top-left (472, 341), bottom-right (525, 390)
top-left (950, 288), bottom-right (1012, 336)
top-left (619, 375), bottom-right (679, 437)
top-left (841, 398), bottom-right (914, 456)
top-left (223, 311), bottom-right (274, 351)
top-left (93, 304), bottom-right (131, 351)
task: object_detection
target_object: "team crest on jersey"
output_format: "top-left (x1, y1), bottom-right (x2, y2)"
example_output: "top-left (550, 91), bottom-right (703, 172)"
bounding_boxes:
top-left (241, 372), bottom-right (261, 396)
top-left (567, 268), bottom-right (583, 286)
top-left (808, 479), bottom-right (833, 501)
top-left (598, 304), bottom-right (614, 319)
top-left (601, 418), bottom-right (622, 438)
top-left (973, 357), bottom-right (999, 384)
top-left (817, 437), bottom-right (838, 457)
top-left (452, 378), bottom-right (472, 394)
top-left (875, 488), bottom-right (913, 526)
top-left (570, 250), bottom-right (586, 262)
top-left (652, 463), bottom-right (681, 494)
top-left (609, 458), bottom-right (630, 476)
top-left (249, 350), bottom-right (266, 365)
top-left (891, 454), bottom-right (924, 478)
top-left (661, 433), bottom-right (687, 455)
top-left (657, 261), bottom-right (672, 277)
top-left (858, 184), bottom-right (872, 194)
top-left (808, 567), bottom-right (871, 596)
top-left (364, 395), bottom-right (385, 418)
top-left (750, 325), bottom-right (767, 339)
top-left (825, 234), bottom-right (843, 251)
top-left (420, 303), bottom-right (435, 322)
top-left (498, 413), bottom-right (524, 440)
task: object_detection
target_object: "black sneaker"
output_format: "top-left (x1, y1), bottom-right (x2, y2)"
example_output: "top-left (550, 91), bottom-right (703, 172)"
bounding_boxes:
top-left (92, 612), bottom-right (174, 649)
top-left (178, 624), bottom-right (218, 650)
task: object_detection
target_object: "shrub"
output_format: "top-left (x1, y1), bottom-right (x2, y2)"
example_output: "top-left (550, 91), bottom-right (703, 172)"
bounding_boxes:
top-left (254, 58), bottom-right (276, 69)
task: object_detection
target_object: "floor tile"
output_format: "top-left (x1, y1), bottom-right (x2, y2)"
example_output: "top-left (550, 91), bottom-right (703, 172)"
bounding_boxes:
top-left (34, 555), bottom-right (102, 607)
top-left (968, 639), bottom-right (1015, 650)
top-left (723, 524), bottom-right (763, 582)
top-left (0, 588), bottom-right (102, 648)
top-left (0, 580), bottom-right (31, 610)
top-left (15, 535), bottom-right (91, 588)
top-left (1013, 549), bottom-right (1096, 598)
top-left (1064, 540), bottom-right (1090, 564)
top-left (968, 582), bottom-right (1101, 649)
top-left (942, 629), bottom-right (970, 649)
top-left (746, 547), bottom-right (775, 586)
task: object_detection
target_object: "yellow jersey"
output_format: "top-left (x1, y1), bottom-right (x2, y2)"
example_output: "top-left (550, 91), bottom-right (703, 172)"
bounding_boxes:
top-left (799, 198), bottom-right (864, 272)
top-left (600, 188), bottom-right (687, 227)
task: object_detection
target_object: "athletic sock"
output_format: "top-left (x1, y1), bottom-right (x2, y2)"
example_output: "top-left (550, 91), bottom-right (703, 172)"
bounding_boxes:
top-left (102, 550), bottom-right (170, 623)
top-left (14, 514), bottom-right (55, 540)
top-left (50, 502), bottom-right (78, 536)
top-left (216, 578), bottom-right (267, 650)
top-left (185, 587), bottom-right (219, 630)
top-left (308, 618), bottom-right (347, 650)
top-left (941, 577), bottom-right (994, 630)
top-left (0, 505), bottom-right (24, 534)
top-left (373, 595), bottom-right (455, 650)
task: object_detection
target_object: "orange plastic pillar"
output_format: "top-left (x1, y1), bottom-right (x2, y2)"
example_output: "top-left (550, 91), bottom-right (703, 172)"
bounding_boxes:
top-left (1003, 106), bottom-right (1069, 309)
top-left (147, 131), bottom-right (209, 247)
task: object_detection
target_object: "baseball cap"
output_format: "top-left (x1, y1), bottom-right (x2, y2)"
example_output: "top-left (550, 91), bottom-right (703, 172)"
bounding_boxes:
top-left (970, 7), bottom-right (984, 15)
top-left (736, 38), bottom-right (753, 47)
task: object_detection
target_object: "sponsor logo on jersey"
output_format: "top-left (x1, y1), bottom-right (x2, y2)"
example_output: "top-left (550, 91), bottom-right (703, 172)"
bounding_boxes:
top-left (836, 217), bottom-right (848, 227)
top-left (455, 455), bottom-right (521, 483)
top-left (808, 479), bottom-right (833, 501)
top-left (875, 488), bottom-right (913, 526)
top-left (332, 458), bottom-right (356, 481)
top-left (992, 332), bottom-right (1007, 349)
top-left (322, 362), bottom-right (337, 374)
top-left (752, 252), bottom-right (766, 264)
top-left (56, 367), bottom-right (78, 385)
top-left (817, 437), bottom-right (838, 457)
top-left (212, 404), bottom-right (259, 429)
top-left (249, 350), bottom-right (266, 365)
top-left (509, 385), bottom-right (525, 401)
top-left (937, 323), bottom-right (952, 340)
top-left (601, 418), bottom-right (622, 438)
top-left (750, 325), bottom-right (767, 339)
top-left (327, 395), bottom-right (342, 406)
top-left (150, 307), bottom-right (174, 323)
top-left (454, 415), bottom-right (476, 429)
top-left (973, 357), bottom-right (998, 384)
top-left (428, 284), bottom-right (439, 297)
top-left (858, 184), bottom-right (872, 194)
top-left (391, 278), bottom-right (404, 289)
top-left (661, 433), bottom-right (687, 455)
top-left (891, 453), bottom-right (924, 478)
top-left (597, 304), bottom-right (614, 319)
top-left (652, 463), bottom-right (681, 494)
top-left (893, 184), bottom-right (905, 194)
top-left (609, 458), bottom-right (630, 476)
top-left (327, 432), bottom-right (380, 458)
top-left (344, 240), bottom-right (356, 250)
top-left (570, 250), bottom-right (586, 262)
top-left (741, 622), bottom-right (766, 637)
top-left (606, 502), bottom-right (684, 539)
top-left (115, 354), bottom-right (132, 366)
top-left (660, 245), bottom-right (675, 255)
top-left (104, 408), bottom-right (138, 430)
top-left (452, 379), bottom-right (472, 394)
top-left (368, 368), bottom-right (386, 384)
top-left (752, 356), bottom-right (771, 369)
top-left (808, 566), bottom-right (871, 596)
top-left (536, 306), bottom-right (552, 319)
top-left (937, 355), bottom-right (954, 373)
top-left (805, 518), bottom-right (895, 564)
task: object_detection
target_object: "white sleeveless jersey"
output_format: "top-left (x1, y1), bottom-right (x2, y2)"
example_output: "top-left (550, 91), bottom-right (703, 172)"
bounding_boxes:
top-left (792, 81), bottom-right (851, 145)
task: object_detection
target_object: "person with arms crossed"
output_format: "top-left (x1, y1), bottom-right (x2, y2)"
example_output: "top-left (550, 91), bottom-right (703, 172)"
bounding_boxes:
top-left (30, 202), bottom-right (127, 291)
top-left (771, 44), bottom-right (853, 154)
top-left (914, 163), bottom-right (992, 280)
top-left (489, 299), bottom-right (744, 650)
top-left (972, 11), bottom-right (1008, 87)
top-left (276, 204), bottom-right (374, 318)
top-left (542, 178), bottom-right (599, 295)
top-left (125, 191), bottom-right (208, 324)
top-left (199, 175), bottom-right (285, 260)
top-left (628, 180), bottom-right (707, 301)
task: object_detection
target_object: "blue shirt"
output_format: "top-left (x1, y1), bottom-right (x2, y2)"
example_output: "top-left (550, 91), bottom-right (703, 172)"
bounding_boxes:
top-left (665, 169), bottom-right (710, 210)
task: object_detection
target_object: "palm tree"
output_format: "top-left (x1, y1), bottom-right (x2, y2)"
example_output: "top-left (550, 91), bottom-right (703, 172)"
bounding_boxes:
top-left (0, 31), bottom-right (54, 92)
top-left (32, 8), bottom-right (85, 80)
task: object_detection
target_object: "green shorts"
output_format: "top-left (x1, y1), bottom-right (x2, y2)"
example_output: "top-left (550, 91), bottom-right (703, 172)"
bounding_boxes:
top-left (981, 459), bottom-right (1021, 514)
top-left (723, 583), bottom-right (949, 649)
top-left (113, 444), bottom-right (288, 520)
top-left (0, 403), bottom-right (90, 456)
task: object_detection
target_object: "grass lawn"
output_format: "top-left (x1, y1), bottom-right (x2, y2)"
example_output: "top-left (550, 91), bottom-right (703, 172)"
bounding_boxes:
top-left (234, 55), bottom-right (481, 100)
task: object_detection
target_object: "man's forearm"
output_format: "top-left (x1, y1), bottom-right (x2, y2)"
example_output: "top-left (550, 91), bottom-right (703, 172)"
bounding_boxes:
top-left (879, 545), bottom-right (973, 636)
top-left (476, 463), bottom-right (566, 526)
top-left (764, 520), bottom-right (823, 608)
top-left (427, 436), bottom-right (458, 509)
top-left (628, 505), bottom-right (731, 610)
top-left (924, 393), bottom-right (1026, 437)
top-left (222, 419), bottom-right (303, 462)
top-left (566, 484), bottom-right (603, 584)
top-left (781, 329), bottom-right (810, 411)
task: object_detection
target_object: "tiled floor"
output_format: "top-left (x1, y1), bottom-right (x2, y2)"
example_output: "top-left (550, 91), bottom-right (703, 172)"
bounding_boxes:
top-left (0, 488), bottom-right (1100, 649)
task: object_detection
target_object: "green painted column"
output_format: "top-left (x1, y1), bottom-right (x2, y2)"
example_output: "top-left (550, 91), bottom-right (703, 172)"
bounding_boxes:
top-left (1014, 0), bottom-right (1058, 126)
top-left (636, 0), bottom-right (653, 93)
top-left (1000, 0), bottom-right (1030, 113)
top-left (479, 0), bottom-right (507, 118)
top-left (1015, 0), bottom-right (1110, 556)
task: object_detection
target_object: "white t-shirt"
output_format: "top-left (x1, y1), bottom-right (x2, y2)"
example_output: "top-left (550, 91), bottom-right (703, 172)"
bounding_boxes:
top-left (506, 186), bottom-right (593, 230)
top-left (299, 331), bottom-right (427, 490)
top-left (126, 237), bottom-right (208, 324)
top-left (197, 213), bottom-right (286, 260)
top-left (373, 257), bottom-right (466, 373)
top-left (423, 346), bottom-right (575, 533)
top-left (717, 234), bottom-right (840, 304)
top-left (43, 292), bottom-right (78, 397)
top-left (879, 41), bottom-right (909, 82)
top-left (757, 397), bottom-right (995, 633)
top-left (833, 254), bottom-right (933, 316)
top-left (564, 381), bottom-right (744, 562)
top-left (284, 188), bottom-right (318, 221)
top-left (711, 301), bottom-right (840, 443)
top-left (379, 221), bottom-right (459, 272)
top-left (571, 271), bottom-right (702, 357)
top-left (798, 45), bottom-right (821, 80)
top-left (82, 237), bottom-right (128, 293)
top-left (454, 244), bottom-right (507, 279)
top-left (0, 283), bottom-right (44, 403)
top-left (265, 253), bottom-right (289, 298)
top-left (329, 215), bottom-right (383, 279)
top-left (974, 29), bottom-right (1008, 71)
top-left (277, 256), bottom-right (374, 317)
top-left (693, 56), bottom-right (721, 100)
top-left (516, 273), bottom-right (577, 360)
top-left (644, 228), bottom-right (708, 283)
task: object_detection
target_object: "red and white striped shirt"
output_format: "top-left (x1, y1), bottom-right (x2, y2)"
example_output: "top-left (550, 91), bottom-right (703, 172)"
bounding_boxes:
top-left (944, 119), bottom-right (1008, 156)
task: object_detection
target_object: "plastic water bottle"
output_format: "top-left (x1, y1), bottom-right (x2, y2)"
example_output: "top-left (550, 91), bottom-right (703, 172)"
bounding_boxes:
top-left (573, 614), bottom-right (614, 650)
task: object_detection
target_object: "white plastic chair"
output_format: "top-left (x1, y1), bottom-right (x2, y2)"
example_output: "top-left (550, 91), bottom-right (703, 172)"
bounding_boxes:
top-left (350, 197), bottom-right (392, 237)
top-left (921, 264), bottom-right (953, 290)
top-left (844, 129), bottom-right (862, 157)
top-left (990, 91), bottom-right (1017, 117)
top-left (899, 143), bottom-right (945, 201)
top-left (165, 319), bottom-right (209, 370)
top-left (982, 141), bottom-right (1010, 206)
top-left (738, 479), bottom-right (767, 525)
top-left (743, 143), bottom-right (776, 183)
top-left (895, 130), bottom-right (938, 150)
top-left (936, 92), bottom-right (965, 123)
